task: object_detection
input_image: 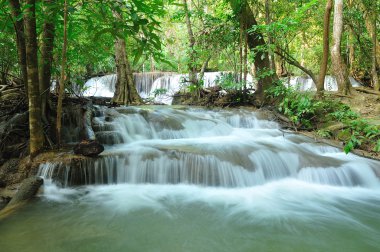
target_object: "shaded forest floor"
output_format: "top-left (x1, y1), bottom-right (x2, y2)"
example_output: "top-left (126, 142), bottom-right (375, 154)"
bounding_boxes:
top-left (339, 89), bottom-right (380, 122)
top-left (295, 91), bottom-right (380, 161)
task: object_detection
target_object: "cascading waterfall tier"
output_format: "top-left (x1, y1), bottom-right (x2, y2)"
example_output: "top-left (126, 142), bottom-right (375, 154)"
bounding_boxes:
top-left (83, 73), bottom-right (362, 104)
top-left (38, 106), bottom-right (380, 188)
top-left (82, 72), bottom-right (233, 104)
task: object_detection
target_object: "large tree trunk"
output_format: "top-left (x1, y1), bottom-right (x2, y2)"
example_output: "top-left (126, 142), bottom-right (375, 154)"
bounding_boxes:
top-left (111, 8), bottom-right (142, 105)
top-left (239, 21), bottom-right (243, 83)
top-left (370, 10), bottom-right (379, 91)
top-left (317, 0), bottom-right (332, 95)
top-left (331, 0), bottom-right (351, 95)
top-left (182, 0), bottom-right (197, 87)
top-left (39, 0), bottom-right (56, 123)
top-left (347, 0), bottom-right (355, 74)
top-left (359, 1), bottom-right (380, 68)
top-left (265, 0), bottom-right (275, 72)
top-left (8, 0), bottom-right (28, 95)
top-left (113, 37), bottom-right (142, 105)
top-left (56, 0), bottom-right (68, 146)
top-left (230, 0), bottom-right (278, 103)
top-left (24, 0), bottom-right (44, 156)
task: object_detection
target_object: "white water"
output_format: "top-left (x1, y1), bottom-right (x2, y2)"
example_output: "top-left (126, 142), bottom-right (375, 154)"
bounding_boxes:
top-left (37, 106), bottom-right (380, 188)
top-left (83, 72), bottom-right (229, 104)
top-left (2, 106), bottom-right (379, 252)
top-left (285, 76), bottom-right (362, 91)
top-left (82, 73), bottom-right (362, 104)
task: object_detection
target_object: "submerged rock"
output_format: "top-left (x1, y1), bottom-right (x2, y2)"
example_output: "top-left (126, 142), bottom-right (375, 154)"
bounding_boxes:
top-left (74, 140), bottom-right (104, 157)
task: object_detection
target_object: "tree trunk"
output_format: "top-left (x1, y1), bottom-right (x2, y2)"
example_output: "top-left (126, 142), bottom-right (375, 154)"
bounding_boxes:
top-left (347, 0), bottom-right (355, 74)
top-left (8, 0), bottom-right (28, 95)
top-left (265, 0), bottom-right (275, 72)
top-left (150, 55), bottom-right (155, 72)
top-left (24, 0), bottom-right (44, 156)
top-left (348, 27), bottom-right (355, 74)
top-left (113, 37), bottom-right (142, 105)
top-left (243, 32), bottom-right (248, 89)
top-left (56, 0), bottom-right (68, 146)
top-left (111, 8), bottom-right (142, 105)
top-left (317, 0), bottom-right (332, 95)
top-left (370, 10), bottom-right (379, 91)
top-left (331, 0), bottom-right (351, 95)
top-left (39, 0), bottom-right (56, 123)
top-left (230, 0), bottom-right (278, 103)
top-left (199, 55), bottom-right (211, 85)
top-left (359, 1), bottom-right (380, 68)
top-left (183, 0), bottom-right (197, 87)
top-left (239, 21), bottom-right (243, 83)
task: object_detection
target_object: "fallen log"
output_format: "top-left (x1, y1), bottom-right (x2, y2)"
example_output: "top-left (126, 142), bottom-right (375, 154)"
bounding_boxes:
top-left (0, 177), bottom-right (43, 220)
top-left (354, 87), bottom-right (380, 96)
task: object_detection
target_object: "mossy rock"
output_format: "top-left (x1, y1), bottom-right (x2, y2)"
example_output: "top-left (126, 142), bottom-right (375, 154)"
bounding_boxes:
top-left (337, 130), bottom-right (351, 141)
top-left (0, 158), bottom-right (22, 187)
top-left (156, 116), bottom-right (184, 131)
top-left (116, 107), bottom-right (139, 115)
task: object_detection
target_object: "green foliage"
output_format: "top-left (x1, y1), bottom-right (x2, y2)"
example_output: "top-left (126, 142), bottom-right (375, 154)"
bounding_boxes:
top-left (266, 82), bottom-right (322, 128)
top-left (267, 83), bottom-right (380, 153)
top-left (375, 140), bottom-right (380, 152)
top-left (255, 67), bottom-right (275, 81)
top-left (344, 133), bottom-right (362, 154)
top-left (316, 129), bottom-right (332, 138)
top-left (216, 73), bottom-right (243, 90)
top-left (152, 88), bottom-right (168, 97)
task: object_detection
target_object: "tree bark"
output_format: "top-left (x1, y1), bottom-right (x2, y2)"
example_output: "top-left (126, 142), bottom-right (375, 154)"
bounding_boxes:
top-left (112, 9), bottom-right (142, 105)
top-left (8, 0), bottom-right (28, 95)
top-left (370, 10), bottom-right (379, 91)
top-left (56, 0), bottom-right (68, 146)
top-left (239, 21), bottom-right (243, 83)
top-left (265, 0), bottom-right (275, 72)
top-left (24, 0), bottom-right (44, 156)
top-left (359, 1), bottom-right (380, 68)
top-left (331, 0), bottom-right (351, 95)
top-left (39, 0), bottom-right (56, 123)
top-left (317, 0), bottom-right (332, 95)
top-left (243, 32), bottom-right (248, 89)
top-left (199, 55), bottom-right (211, 85)
top-left (347, 0), bottom-right (355, 74)
top-left (113, 37), bottom-right (142, 105)
top-left (183, 0), bottom-right (197, 87)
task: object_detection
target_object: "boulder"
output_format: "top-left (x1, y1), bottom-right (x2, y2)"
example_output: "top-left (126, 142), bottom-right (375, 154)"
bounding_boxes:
top-left (6, 177), bottom-right (43, 208)
top-left (73, 140), bottom-right (104, 157)
top-left (0, 158), bottom-right (22, 187)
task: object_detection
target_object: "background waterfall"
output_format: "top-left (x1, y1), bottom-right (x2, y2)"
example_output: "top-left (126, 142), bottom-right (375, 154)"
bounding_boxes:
top-left (82, 72), bottom-right (362, 104)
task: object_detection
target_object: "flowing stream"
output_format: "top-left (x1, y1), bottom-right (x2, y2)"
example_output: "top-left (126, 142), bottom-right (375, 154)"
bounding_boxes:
top-left (1, 106), bottom-right (379, 252)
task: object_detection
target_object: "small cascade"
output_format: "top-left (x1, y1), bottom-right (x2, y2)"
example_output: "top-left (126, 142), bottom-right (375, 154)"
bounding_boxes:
top-left (82, 73), bottom-right (363, 105)
top-left (38, 107), bottom-right (380, 188)
top-left (82, 72), bottom-right (254, 104)
top-left (286, 75), bottom-right (362, 91)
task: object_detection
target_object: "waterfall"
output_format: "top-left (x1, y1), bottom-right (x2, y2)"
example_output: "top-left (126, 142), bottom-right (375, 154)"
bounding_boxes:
top-left (286, 76), bottom-right (362, 91)
top-left (82, 72), bottom-right (255, 104)
top-left (38, 106), bottom-right (380, 188)
top-left (82, 73), bottom-right (363, 105)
